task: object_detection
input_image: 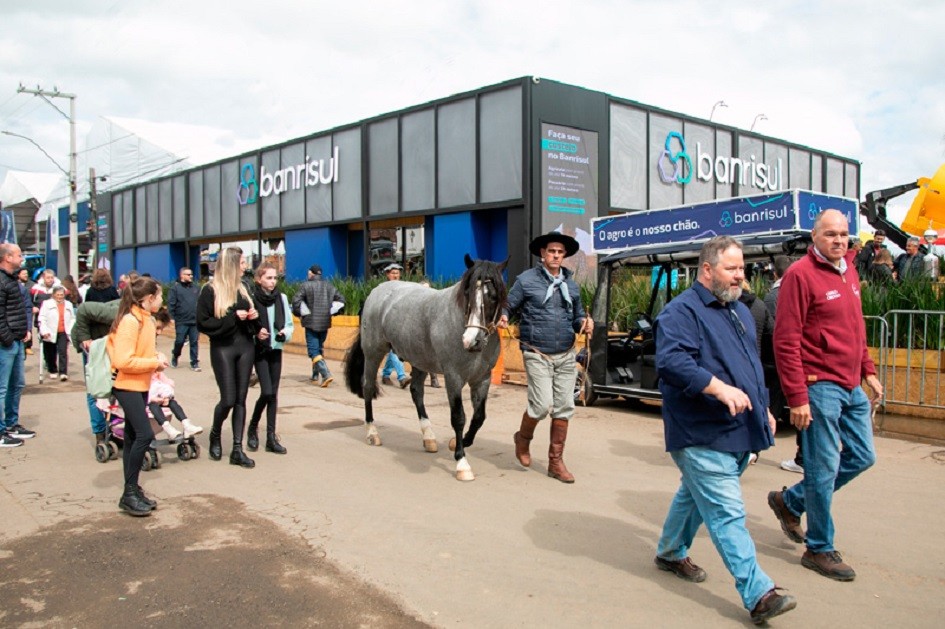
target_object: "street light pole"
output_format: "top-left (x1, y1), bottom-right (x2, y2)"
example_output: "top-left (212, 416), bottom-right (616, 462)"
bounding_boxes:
top-left (710, 100), bottom-right (728, 121)
top-left (16, 84), bottom-right (78, 277)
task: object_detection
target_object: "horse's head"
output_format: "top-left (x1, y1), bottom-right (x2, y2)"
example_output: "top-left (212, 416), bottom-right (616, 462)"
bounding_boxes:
top-left (457, 254), bottom-right (508, 352)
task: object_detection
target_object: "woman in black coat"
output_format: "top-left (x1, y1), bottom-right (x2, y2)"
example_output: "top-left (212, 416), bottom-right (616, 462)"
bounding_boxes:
top-left (196, 247), bottom-right (262, 468)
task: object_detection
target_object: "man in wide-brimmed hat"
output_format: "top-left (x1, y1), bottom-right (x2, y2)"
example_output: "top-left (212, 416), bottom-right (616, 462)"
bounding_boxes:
top-left (498, 231), bottom-right (592, 483)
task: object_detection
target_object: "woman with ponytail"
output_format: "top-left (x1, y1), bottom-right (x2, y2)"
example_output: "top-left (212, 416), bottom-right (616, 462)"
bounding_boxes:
top-left (247, 263), bottom-right (294, 454)
top-left (196, 247), bottom-right (263, 468)
top-left (107, 276), bottom-right (169, 516)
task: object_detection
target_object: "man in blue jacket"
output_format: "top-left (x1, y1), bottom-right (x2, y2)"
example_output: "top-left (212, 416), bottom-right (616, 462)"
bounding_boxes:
top-left (498, 231), bottom-right (592, 483)
top-left (168, 267), bottom-right (201, 372)
top-left (653, 236), bottom-right (794, 624)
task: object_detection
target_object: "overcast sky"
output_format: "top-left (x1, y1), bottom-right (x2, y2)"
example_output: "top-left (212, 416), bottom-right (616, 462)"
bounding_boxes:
top-left (1, 0), bottom-right (943, 227)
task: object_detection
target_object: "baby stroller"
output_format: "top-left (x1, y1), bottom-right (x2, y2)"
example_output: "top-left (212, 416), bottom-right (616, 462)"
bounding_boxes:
top-left (94, 397), bottom-right (201, 469)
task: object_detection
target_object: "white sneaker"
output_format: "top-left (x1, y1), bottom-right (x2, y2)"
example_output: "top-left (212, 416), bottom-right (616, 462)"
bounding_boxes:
top-left (748, 452), bottom-right (759, 465)
top-left (780, 459), bottom-right (804, 474)
top-left (162, 422), bottom-right (182, 442)
top-left (181, 419), bottom-right (204, 438)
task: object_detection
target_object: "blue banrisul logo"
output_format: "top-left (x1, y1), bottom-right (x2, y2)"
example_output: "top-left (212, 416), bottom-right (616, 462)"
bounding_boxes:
top-left (238, 164), bottom-right (258, 206)
top-left (657, 132), bottom-right (693, 185)
top-left (657, 132), bottom-right (784, 192)
top-left (238, 146), bottom-right (340, 206)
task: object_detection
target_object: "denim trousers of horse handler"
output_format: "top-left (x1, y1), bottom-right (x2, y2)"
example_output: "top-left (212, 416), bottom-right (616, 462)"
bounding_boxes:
top-left (173, 322), bottom-right (200, 367)
top-left (657, 447), bottom-right (774, 611)
top-left (781, 381), bottom-right (875, 553)
top-left (522, 349), bottom-right (576, 420)
top-left (305, 329), bottom-right (331, 379)
top-left (382, 351), bottom-right (406, 381)
top-left (0, 341), bottom-right (26, 431)
top-left (82, 352), bottom-right (106, 434)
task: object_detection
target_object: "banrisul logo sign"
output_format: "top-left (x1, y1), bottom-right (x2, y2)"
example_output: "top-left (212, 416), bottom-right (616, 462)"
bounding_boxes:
top-left (657, 132), bottom-right (692, 184)
top-left (656, 132), bottom-right (784, 192)
top-left (238, 146), bottom-right (340, 206)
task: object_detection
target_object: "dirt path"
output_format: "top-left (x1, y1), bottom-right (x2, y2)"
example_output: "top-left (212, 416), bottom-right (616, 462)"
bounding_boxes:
top-left (0, 494), bottom-right (428, 628)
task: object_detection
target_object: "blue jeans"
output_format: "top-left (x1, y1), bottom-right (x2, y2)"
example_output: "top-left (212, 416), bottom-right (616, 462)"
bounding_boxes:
top-left (0, 341), bottom-right (26, 431)
top-left (82, 352), bottom-right (106, 434)
top-left (382, 351), bottom-right (406, 381)
top-left (173, 322), bottom-right (200, 367)
top-left (657, 446), bottom-right (774, 611)
top-left (782, 381), bottom-right (875, 553)
top-left (305, 328), bottom-right (330, 379)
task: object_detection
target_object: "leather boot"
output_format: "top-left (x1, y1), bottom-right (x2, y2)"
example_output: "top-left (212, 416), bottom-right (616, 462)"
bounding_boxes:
top-left (266, 431), bottom-right (287, 454)
top-left (135, 485), bottom-right (157, 510)
top-left (548, 418), bottom-right (575, 483)
top-left (209, 430), bottom-right (222, 460)
top-left (118, 484), bottom-right (152, 517)
top-left (208, 411), bottom-right (225, 460)
top-left (514, 413), bottom-right (540, 467)
top-left (229, 445), bottom-right (256, 468)
top-left (247, 419), bottom-right (260, 452)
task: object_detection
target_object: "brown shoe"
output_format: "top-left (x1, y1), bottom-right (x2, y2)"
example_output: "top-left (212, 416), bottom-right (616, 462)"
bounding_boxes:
top-left (513, 413), bottom-right (539, 467)
top-left (399, 375), bottom-right (412, 389)
top-left (654, 556), bottom-right (707, 583)
top-left (767, 489), bottom-right (805, 544)
top-left (750, 588), bottom-right (797, 624)
top-left (547, 418), bottom-right (574, 483)
top-left (801, 549), bottom-right (856, 581)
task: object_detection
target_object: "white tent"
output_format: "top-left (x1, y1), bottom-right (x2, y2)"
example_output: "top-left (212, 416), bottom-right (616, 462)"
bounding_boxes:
top-left (0, 170), bottom-right (62, 208)
top-left (35, 115), bottom-right (254, 222)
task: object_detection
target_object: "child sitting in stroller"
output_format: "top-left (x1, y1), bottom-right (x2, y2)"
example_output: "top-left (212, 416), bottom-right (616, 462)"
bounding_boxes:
top-left (150, 309), bottom-right (203, 442)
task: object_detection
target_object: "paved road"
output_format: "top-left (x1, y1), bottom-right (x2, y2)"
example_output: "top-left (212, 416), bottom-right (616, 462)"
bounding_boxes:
top-left (2, 338), bottom-right (943, 627)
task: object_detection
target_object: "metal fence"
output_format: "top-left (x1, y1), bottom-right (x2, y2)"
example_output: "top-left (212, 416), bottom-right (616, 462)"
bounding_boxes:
top-left (867, 310), bottom-right (945, 426)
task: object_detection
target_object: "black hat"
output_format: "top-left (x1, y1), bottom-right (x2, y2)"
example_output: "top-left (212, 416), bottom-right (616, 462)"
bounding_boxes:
top-left (309, 264), bottom-right (322, 275)
top-left (528, 231), bottom-right (579, 258)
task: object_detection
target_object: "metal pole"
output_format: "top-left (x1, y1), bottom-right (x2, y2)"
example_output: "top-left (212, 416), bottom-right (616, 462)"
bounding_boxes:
top-left (15, 84), bottom-right (79, 276)
top-left (69, 95), bottom-right (78, 277)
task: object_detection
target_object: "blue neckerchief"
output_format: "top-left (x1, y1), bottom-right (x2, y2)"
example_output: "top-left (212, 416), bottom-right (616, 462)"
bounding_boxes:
top-left (540, 265), bottom-right (572, 306)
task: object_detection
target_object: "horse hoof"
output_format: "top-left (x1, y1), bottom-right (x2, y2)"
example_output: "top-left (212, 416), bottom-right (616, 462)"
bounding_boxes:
top-left (367, 434), bottom-right (382, 446)
top-left (423, 439), bottom-right (438, 453)
top-left (448, 438), bottom-right (456, 452)
top-left (455, 469), bottom-right (475, 482)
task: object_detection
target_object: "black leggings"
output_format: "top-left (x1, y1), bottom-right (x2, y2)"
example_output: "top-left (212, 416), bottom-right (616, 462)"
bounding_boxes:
top-left (113, 389), bottom-right (154, 488)
top-left (251, 349), bottom-right (283, 433)
top-left (148, 399), bottom-right (187, 425)
top-left (209, 335), bottom-right (255, 446)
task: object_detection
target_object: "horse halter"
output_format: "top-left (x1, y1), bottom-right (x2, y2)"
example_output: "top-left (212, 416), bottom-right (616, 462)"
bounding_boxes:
top-left (464, 279), bottom-right (501, 335)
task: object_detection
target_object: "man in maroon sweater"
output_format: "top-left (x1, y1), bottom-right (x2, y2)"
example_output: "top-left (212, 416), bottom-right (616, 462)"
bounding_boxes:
top-left (767, 209), bottom-right (884, 582)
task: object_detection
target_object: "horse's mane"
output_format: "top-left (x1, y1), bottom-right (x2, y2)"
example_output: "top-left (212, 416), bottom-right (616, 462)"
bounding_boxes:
top-left (454, 259), bottom-right (508, 315)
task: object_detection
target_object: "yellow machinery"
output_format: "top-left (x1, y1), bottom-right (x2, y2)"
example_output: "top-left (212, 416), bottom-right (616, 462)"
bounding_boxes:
top-left (861, 162), bottom-right (945, 249)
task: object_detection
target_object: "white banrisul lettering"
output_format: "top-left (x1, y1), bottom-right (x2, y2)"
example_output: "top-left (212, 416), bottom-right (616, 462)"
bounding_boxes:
top-left (694, 142), bottom-right (782, 191)
top-left (258, 146), bottom-right (341, 197)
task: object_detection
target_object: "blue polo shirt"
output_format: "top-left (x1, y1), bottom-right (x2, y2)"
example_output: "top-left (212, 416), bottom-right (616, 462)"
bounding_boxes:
top-left (655, 282), bottom-right (773, 453)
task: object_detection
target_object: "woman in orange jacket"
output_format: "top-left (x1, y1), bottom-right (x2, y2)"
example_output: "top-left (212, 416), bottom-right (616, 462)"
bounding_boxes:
top-left (107, 277), bottom-right (169, 517)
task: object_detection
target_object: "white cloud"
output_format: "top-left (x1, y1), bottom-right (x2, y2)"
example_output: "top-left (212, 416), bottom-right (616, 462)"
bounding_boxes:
top-left (1, 0), bottom-right (944, 232)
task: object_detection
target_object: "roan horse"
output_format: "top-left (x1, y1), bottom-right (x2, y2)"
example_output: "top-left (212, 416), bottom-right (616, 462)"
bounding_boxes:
top-left (344, 255), bottom-right (508, 481)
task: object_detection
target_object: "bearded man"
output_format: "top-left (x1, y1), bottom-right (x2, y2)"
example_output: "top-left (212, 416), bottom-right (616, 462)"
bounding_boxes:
top-left (652, 236), bottom-right (795, 624)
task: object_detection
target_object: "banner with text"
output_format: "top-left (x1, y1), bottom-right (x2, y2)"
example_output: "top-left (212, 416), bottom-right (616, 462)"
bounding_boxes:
top-left (592, 190), bottom-right (858, 253)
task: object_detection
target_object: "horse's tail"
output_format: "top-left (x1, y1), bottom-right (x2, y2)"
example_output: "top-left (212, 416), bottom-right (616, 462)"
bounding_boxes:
top-left (344, 332), bottom-right (366, 399)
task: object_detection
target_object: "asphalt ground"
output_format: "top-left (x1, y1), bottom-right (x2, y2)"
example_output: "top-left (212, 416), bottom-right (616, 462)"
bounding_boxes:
top-left (2, 336), bottom-right (943, 627)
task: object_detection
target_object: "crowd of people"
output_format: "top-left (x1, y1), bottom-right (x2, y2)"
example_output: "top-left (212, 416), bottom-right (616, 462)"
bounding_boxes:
top-left (0, 216), bottom-right (936, 622)
top-left (855, 228), bottom-right (942, 283)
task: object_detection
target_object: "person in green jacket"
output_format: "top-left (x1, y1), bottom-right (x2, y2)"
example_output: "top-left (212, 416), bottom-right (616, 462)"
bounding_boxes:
top-left (72, 299), bottom-right (119, 445)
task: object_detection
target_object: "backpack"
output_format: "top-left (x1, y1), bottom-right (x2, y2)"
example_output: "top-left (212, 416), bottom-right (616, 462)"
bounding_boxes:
top-left (85, 337), bottom-right (116, 399)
